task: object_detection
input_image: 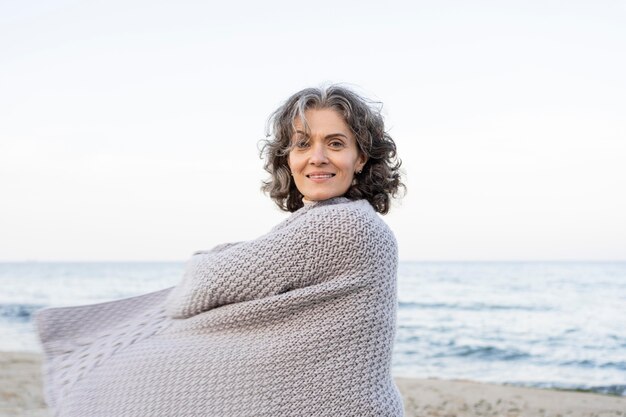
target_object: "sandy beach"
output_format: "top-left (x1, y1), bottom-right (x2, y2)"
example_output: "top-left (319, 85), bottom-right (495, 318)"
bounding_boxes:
top-left (1, 352), bottom-right (624, 417)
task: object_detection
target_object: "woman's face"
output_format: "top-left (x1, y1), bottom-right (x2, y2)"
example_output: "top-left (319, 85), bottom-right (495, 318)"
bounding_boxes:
top-left (288, 108), bottom-right (367, 202)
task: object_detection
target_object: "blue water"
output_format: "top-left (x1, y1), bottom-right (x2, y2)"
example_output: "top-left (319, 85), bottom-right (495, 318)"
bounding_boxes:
top-left (1, 261), bottom-right (625, 396)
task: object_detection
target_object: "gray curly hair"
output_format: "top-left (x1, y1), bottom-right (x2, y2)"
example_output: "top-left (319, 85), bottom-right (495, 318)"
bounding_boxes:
top-left (259, 84), bottom-right (405, 214)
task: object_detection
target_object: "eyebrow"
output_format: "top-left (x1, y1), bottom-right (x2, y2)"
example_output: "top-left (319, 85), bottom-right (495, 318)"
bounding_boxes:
top-left (294, 130), bottom-right (348, 140)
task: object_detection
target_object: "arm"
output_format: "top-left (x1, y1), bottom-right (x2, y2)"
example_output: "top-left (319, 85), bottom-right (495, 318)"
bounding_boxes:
top-left (165, 203), bottom-right (381, 319)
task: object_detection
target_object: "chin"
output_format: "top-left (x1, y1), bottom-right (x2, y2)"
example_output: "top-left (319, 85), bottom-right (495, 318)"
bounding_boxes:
top-left (305, 191), bottom-right (344, 201)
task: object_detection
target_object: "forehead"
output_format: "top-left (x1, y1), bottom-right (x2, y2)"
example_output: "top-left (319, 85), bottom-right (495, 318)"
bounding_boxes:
top-left (292, 108), bottom-right (350, 133)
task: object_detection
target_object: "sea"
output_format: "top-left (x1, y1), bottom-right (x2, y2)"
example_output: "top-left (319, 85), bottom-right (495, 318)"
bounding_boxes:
top-left (1, 261), bottom-right (625, 396)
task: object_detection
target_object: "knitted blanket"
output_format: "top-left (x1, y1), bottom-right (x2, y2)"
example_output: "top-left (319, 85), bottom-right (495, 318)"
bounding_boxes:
top-left (34, 196), bottom-right (405, 416)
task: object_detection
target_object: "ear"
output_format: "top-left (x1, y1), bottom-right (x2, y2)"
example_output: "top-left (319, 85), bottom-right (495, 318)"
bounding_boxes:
top-left (357, 153), bottom-right (368, 171)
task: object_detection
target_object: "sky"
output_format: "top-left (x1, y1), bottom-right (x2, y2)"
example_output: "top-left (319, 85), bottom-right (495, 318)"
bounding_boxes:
top-left (1, 0), bottom-right (625, 261)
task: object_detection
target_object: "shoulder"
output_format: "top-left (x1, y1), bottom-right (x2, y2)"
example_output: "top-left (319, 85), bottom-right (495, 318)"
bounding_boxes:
top-left (315, 197), bottom-right (386, 223)
top-left (307, 197), bottom-right (375, 224)
top-left (313, 197), bottom-right (372, 215)
top-left (309, 198), bottom-right (397, 246)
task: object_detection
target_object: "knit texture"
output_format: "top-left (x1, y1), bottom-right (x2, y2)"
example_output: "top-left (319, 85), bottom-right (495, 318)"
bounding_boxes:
top-left (34, 196), bottom-right (404, 416)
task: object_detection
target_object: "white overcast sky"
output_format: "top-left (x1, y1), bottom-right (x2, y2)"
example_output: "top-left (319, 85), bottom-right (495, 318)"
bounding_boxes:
top-left (1, 0), bottom-right (625, 261)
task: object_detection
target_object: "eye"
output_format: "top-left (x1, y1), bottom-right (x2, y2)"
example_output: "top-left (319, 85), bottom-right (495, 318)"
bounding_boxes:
top-left (295, 139), bottom-right (310, 149)
top-left (329, 140), bottom-right (344, 148)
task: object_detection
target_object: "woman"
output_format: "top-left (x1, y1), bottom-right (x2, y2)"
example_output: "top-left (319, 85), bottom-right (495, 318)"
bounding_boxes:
top-left (36, 84), bottom-right (406, 416)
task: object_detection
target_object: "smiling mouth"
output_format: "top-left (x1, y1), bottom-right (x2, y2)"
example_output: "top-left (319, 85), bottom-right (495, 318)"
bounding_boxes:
top-left (306, 174), bottom-right (336, 179)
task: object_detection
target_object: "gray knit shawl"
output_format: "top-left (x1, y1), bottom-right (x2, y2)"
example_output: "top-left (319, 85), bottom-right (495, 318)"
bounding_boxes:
top-left (35, 196), bottom-right (405, 416)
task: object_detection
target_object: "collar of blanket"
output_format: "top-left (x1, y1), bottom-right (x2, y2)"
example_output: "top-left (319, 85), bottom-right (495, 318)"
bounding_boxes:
top-left (300, 195), bottom-right (350, 209)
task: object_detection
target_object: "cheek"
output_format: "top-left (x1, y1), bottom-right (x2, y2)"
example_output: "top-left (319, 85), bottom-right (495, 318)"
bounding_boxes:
top-left (340, 156), bottom-right (359, 172)
top-left (288, 153), bottom-right (303, 170)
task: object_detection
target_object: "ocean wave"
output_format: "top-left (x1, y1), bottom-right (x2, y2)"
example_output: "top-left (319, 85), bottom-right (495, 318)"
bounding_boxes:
top-left (399, 301), bottom-right (550, 312)
top-left (0, 303), bottom-right (45, 321)
top-left (521, 382), bottom-right (626, 397)
top-left (559, 359), bottom-right (626, 371)
top-left (589, 384), bottom-right (626, 396)
top-left (431, 344), bottom-right (531, 361)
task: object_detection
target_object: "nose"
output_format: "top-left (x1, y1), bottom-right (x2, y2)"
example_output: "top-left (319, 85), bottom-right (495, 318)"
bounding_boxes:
top-left (308, 142), bottom-right (329, 165)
